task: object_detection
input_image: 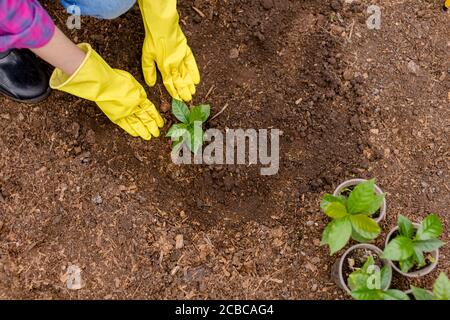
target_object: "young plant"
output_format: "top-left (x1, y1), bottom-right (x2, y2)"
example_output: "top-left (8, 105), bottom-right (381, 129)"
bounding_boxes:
top-left (382, 214), bottom-right (444, 273)
top-left (320, 179), bottom-right (384, 255)
top-left (411, 273), bottom-right (450, 300)
top-left (348, 255), bottom-right (408, 300)
top-left (166, 99), bottom-right (211, 154)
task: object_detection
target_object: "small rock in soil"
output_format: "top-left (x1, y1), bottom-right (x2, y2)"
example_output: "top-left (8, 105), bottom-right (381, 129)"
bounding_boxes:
top-left (330, 0), bottom-right (342, 11)
top-left (92, 194), bottom-right (103, 205)
top-left (85, 129), bottom-right (96, 145)
top-left (407, 60), bottom-right (420, 75)
top-left (175, 234), bottom-right (184, 249)
top-left (229, 48), bottom-right (239, 59)
top-left (62, 265), bottom-right (84, 290)
top-left (343, 69), bottom-right (354, 81)
top-left (160, 101), bottom-right (171, 112)
top-left (347, 258), bottom-right (355, 269)
top-left (80, 151), bottom-right (91, 163)
top-left (260, 0), bottom-right (274, 10)
top-left (68, 122), bottom-right (80, 139)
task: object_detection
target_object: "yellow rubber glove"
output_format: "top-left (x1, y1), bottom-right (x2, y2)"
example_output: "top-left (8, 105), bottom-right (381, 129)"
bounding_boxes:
top-left (49, 43), bottom-right (164, 140)
top-left (138, 0), bottom-right (200, 102)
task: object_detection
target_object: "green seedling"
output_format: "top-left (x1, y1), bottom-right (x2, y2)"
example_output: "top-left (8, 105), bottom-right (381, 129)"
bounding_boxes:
top-left (348, 255), bottom-right (409, 300)
top-left (166, 99), bottom-right (210, 154)
top-left (411, 273), bottom-right (450, 300)
top-left (382, 214), bottom-right (444, 273)
top-left (320, 179), bottom-right (384, 255)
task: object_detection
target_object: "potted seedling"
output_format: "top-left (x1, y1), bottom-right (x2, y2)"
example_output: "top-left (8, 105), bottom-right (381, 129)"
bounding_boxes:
top-left (408, 273), bottom-right (450, 300)
top-left (166, 99), bottom-right (211, 154)
top-left (333, 178), bottom-right (387, 223)
top-left (347, 254), bottom-right (408, 300)
top-left (332, 244), bottom-right (393, 297)
top-left (383, 214), bottom-right (444, 277)
top-left (321, 179), bottom-right (384, 254)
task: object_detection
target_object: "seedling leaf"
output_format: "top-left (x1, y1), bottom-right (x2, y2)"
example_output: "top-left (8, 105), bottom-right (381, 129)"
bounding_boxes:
top-left (189, 104), bottom-right (210, 123)
top-left (172, 99), bottom-right (190, 123)
top-left (166, 123), bottom-right (189, 139)
top-left (322, 202), bottom-right (348, 219)
top-left (380, 265), bottom-right (391, 289)
top-left (351, 289), bottom-right (384, 300)
top-left (411, 286), bottom-right (434, 300)
top-left (321, 217), bottom-right (352, 255)
top-left (398, 215), bottom-right (414, 238)
top-left (349, 214), bottom-right (381, 240)
top-left (433, 273), bottom-right (450, 300)
top-left (416, 214), bottom-right (442, 241)
top-left (347, 179), bottom-right (384, 215)
top-left (382, 236), bottom-right (414, 261)
top-left (383, 289), bottom-right (410, 300)
top-left (412, 239), bottom-right (444, 252)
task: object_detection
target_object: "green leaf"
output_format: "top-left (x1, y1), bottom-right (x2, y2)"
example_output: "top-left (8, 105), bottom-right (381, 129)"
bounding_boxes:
top-left (416, 214), bottom-right (442, 241)
top-left (188, 104), bottom-right (210, 123)
top-left (351, 289), bottom-right (384, 300)
top-left (166, 123), bottom-right (189, 139)
top-left (351, 229), bottom-right (372, 243)
top-left (349, 214), bottom-right (381, 241)
top-left (348, 272), bottom-right (369, 291)
top-left (411, 286), bottom-right (434, 300)
top-left (398, 215), bottom-right (414, 238)
top-left (320, 194), bottom-right (347, 210)
top-left (360, 255), bottom-right (375, 273)
top-left (172, 99), bottom-right (190, 123)
top-left (321, 217), bottom-right (352, 255)
top-left (185, 124), bottom-right (204, 154)
top-left (399, 257), bottom-right (415, 273)
top-left (413, 239), bottom-right (444, 253)
top-left (383, 289), bottom-right (410, 300)
top-left (322, 202), bottom-right (348, 219)
top-left (433, 273), bottom-right (450, 300)
top-left (382, 236), bottom-right (414, 261)
top-left (347, 179), bottom-right (384, 215)
top-left (380, 265), bottom-right (392, 289)
top-left (412, 246), bottom-right (425, 268)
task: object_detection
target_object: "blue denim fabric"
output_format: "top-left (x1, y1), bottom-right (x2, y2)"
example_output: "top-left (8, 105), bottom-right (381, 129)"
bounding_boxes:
top-left (59, 0), bottom-right (136, 20)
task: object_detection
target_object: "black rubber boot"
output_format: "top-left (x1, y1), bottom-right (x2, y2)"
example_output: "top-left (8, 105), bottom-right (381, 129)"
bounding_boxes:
top-left (0, 49), bottom-right (51, 103)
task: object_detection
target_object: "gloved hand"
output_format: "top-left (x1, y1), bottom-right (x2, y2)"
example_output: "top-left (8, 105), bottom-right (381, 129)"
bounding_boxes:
top-left (138, 0), bottom-right (200, 102)
top-left (49, 43), bottom-right (164, 140)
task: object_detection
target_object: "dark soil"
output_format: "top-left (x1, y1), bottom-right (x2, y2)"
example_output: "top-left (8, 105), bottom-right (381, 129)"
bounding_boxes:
top-left (342, 248), bottom-right (383, 283)
top-left (0, 0), bottom-right (449, 299)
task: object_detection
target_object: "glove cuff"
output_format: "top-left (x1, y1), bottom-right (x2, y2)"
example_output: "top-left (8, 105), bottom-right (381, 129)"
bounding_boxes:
top-left (49, 43), bottom-right (92, 90)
